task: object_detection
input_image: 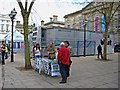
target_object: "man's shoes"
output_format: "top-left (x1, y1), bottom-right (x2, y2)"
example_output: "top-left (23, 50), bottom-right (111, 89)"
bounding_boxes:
top-left (59, 81), bottom-right (66, 84)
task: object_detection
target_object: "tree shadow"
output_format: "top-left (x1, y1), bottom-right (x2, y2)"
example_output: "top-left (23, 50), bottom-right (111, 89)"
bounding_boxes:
top-left (16, 66), bottom-right (34, 71)
top-left (95, 58), bottom-right (112, 61)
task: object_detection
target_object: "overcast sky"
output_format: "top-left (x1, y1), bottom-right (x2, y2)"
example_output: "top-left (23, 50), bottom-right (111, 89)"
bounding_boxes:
top-left (0, 0), bottom-right (88, 26)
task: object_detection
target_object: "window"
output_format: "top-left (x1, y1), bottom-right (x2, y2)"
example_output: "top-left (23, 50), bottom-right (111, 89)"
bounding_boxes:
top-left (17, 42), bottom-right (20, 48)
top-left (6, 24), bottom-right (9, 32)
top-left (73, 23), bottom-right (76, 28)
top-left (7, 20), bottom-right (10, 23)
top-left (67, 25), bottom-right (70, 28)
top-left (33, 32), bottom-right (37, 36)
top-left (1, 24), bottom-right (4, 32)
top-left (1, 20), bottom-right (4, 22)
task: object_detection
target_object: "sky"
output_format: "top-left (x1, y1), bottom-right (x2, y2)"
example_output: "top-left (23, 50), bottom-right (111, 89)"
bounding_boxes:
top-left (0, 0), bottom-right (88, 26)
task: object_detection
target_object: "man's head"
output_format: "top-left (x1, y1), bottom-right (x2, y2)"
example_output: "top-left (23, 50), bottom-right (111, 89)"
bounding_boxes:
top-left (64, 41), bottom-right (70, 47)
top-left (49, 42), bottom-right (53, 46)
top-left (60, 42), bottom-right (65, 47)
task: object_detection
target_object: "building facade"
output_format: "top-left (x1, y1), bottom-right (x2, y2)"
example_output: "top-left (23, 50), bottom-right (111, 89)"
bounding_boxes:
top-left (0, 14), bottom-right (12, 33)
top-left (64, 2), bottom-right (120, 44)
top-left (15, 21), bottom-right (34, 34)
top-left (41, 15), bottom-right (65, 27)
top-left (64, 2), bottom-right (120, 32)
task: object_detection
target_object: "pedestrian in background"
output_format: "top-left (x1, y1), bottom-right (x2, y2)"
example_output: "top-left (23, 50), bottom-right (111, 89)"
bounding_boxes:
top-left (64, 41), bottom-right (73, 77)
top-left (58, 42), bottom-right (70, 84)
top-left (1, 42), bottom-right (6, 65)
top-left (97, 44), bottom-right (103, 59)
top-left (5, 44), bottom-right (9, 59)
top-left (33, 43), bottom-right (36, 60)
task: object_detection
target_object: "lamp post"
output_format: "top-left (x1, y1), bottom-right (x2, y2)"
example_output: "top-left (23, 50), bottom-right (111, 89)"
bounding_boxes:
top-left (9, 8), bottom-right (17, 62)
top-left (83, 19), bottom-right (87, 57)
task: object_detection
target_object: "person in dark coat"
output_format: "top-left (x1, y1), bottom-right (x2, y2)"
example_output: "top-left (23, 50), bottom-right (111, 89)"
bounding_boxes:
top-left (1, 42), bottom-right (6, 65)
top-left (58, 42), bottom-right (70, 84)
top-left (97, 44), bottom-right (103, 59)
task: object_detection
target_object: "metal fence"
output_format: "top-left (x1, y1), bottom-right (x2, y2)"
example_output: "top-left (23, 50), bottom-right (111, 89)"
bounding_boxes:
top-left (72, 41), bottom-right (96, 56)
top-left (41, 40), bottom-right (96, 57)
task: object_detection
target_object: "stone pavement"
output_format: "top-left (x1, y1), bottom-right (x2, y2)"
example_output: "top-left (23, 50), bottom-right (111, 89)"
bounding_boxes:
top-left (0, 63), bottom-right (2, 90)
top-left (0, 53), bottom-right (119, 88)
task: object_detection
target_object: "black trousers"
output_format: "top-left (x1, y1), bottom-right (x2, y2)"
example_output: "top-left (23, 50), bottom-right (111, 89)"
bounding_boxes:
top-left (59, 63), bottom-right (68, 82)
top-left (2, 51), bottom-right (5, 64)
top-left (98, 51), bottom-right (103, 59)
top-left (66, 59), bottom-right (72, 77)
top-left (5, 52), bottom-right (8, 59)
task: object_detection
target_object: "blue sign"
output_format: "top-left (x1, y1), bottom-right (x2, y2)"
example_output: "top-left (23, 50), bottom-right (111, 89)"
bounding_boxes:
top-left (102, 16), bottom-right (106, 32)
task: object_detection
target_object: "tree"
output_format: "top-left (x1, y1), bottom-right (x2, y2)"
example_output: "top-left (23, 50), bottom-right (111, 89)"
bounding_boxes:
top-left (94, 2), bottom-right (120, 60)
top-left (67, 1), bottom-right (120, 60)
top-left (17, 0), bottom-right (36, 69)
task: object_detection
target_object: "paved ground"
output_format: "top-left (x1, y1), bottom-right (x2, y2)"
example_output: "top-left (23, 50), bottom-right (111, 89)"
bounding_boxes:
top-left (0, 53), bottom-right (119, 88)
top-left (0, 62), bottom-right (2, 90)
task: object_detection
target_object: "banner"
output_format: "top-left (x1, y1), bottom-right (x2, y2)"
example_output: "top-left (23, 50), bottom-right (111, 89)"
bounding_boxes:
top-left (94, 16), bottom-right (99, 32)
top-left (102, 15), bottom-right (106, 32)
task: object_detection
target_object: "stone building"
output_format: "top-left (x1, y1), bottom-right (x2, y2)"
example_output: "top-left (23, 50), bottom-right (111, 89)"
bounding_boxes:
top-left (41, 15), bottom-right (65, 27)
top-left (15, 21), bottom-right (34, 34)
top-left (64, 2), bottom-right (120, 33)
top-left (64, 2), bottom-right (120, 44)
top-left (0, 14), bottom-right (12, 33)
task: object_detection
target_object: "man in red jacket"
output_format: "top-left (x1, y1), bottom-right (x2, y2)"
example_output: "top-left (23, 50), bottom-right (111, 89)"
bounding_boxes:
top-left (58, 42), bottom-right (70, 84)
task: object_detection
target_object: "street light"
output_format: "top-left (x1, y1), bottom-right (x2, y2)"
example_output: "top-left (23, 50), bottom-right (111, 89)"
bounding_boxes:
top-left (9, 8), bottom-right (17, 62)
top-left (83, 19), bottom-right (87, 57)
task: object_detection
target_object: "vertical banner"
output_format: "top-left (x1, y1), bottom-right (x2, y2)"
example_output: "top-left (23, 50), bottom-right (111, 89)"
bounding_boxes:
top-left (102, 15), bottom-right (106, 32)
top-left (21, 42), bottom-right (24, 48)
top-left (94, 16), bottom-right (99, 32)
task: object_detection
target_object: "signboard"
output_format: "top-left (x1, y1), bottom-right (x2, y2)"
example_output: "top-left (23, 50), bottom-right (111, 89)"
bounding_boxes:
top-left (94, 16), bottom-right (99, 32)
top-left (102, 15), bottom-right (106, 32)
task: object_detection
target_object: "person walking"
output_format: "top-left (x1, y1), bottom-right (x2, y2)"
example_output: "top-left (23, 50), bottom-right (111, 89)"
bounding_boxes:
top-left (97, 44), bottom-right (103, 59)
top-left (47, 42), bottom-right (56, 60)
top-left (5, 44), bottom-right (9, 59)
top-left (58, 42), bottom-right (70, 84)
top-left (64, 41), bottom-right (73, 77)
top-left (1, 42), bottom-right (6, 65)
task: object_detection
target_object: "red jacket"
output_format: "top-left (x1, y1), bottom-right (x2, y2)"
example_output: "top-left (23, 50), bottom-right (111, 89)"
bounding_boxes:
top-left (58, 46), bottom-right (70, 65)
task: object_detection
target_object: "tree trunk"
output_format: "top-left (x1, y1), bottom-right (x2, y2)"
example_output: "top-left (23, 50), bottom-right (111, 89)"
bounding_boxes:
top-left (103, 23), bottom-right (109, 60)
top-left (23, 15), bottom-right (32, 69)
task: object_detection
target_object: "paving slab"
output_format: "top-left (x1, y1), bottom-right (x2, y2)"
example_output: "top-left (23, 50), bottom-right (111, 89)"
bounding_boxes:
top-left (2, 53), bottom-right (119, 88)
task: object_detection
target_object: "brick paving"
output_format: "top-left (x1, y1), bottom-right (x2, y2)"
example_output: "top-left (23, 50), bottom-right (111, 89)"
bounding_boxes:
top-left (0, 53), bottom-right (119, 88)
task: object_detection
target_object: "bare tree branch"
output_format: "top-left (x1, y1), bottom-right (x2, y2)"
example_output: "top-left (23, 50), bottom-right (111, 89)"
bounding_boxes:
top-left (17, 0), bottom-right (24, 16)
top-left (25, 0), bottom-right (28, 11)
top-left (28, 0), bottom-right (36, 17)
top-left (110, 2), bottom-right (120, 20)
top-left (93, 2), bottom-right (106, 16)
